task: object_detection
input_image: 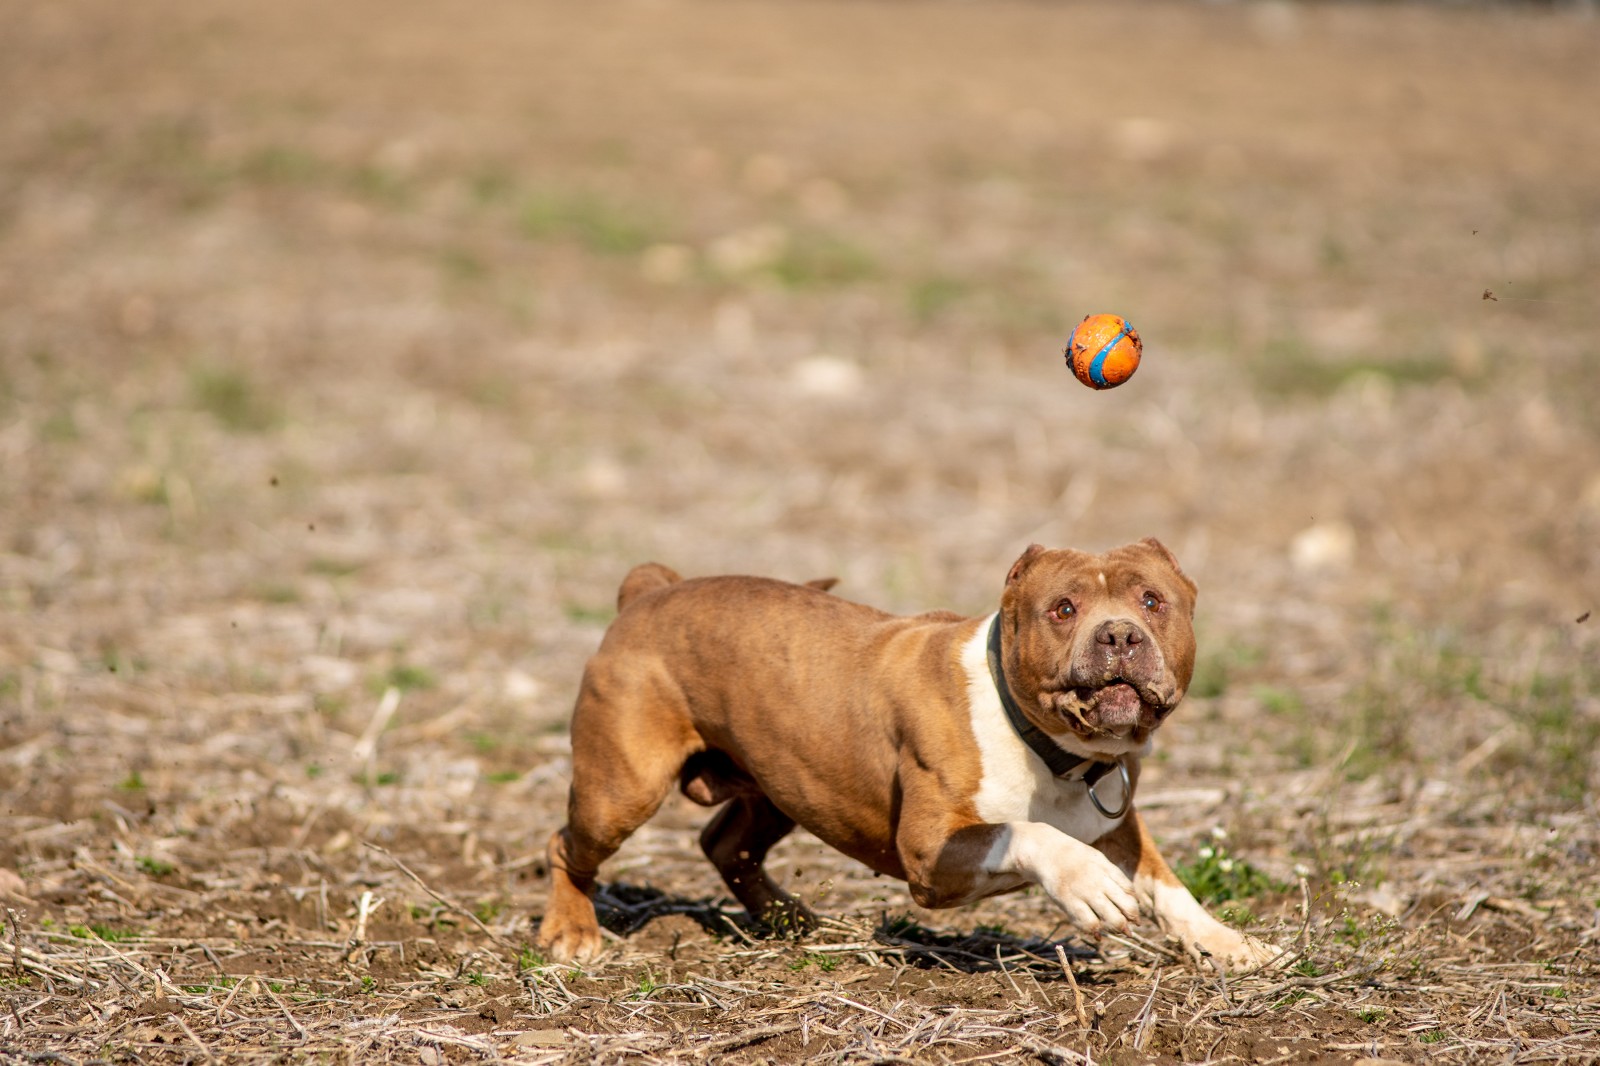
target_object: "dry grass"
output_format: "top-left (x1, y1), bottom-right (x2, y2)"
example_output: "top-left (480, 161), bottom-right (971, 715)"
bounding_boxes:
top-left (3, 0), bottom-right (1599, 1062)
top-left (2, 873), bottom-right (1597, 1063)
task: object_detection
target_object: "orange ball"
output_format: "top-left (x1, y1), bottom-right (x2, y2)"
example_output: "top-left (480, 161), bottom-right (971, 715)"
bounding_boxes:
top-left (1065, 313), bottom-right (1142, 390)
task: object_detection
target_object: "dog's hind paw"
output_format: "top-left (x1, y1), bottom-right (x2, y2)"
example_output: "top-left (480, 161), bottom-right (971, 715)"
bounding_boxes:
top-left (535, 916), bottom-right (605, 963)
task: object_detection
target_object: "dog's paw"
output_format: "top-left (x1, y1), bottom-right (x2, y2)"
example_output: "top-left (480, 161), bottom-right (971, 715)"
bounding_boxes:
top-left (1182, 928), bottom-right (1283, 973)
top-left (535, 916), bottom-right (604, 963)
top-left (1042, 851), bottom-right (1141, 936)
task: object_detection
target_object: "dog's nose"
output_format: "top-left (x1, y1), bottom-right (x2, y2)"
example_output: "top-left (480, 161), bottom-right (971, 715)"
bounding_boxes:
top-left (1094, 619), bottom-right (1144, 650)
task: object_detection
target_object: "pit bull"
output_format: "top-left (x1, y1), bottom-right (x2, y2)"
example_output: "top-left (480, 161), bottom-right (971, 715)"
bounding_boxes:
top-left (536, 540), bottom-right (1277, 971)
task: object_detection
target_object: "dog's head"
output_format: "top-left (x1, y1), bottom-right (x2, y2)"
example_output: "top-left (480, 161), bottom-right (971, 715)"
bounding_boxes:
top-left (998, 538), bottom-right (1198, 756)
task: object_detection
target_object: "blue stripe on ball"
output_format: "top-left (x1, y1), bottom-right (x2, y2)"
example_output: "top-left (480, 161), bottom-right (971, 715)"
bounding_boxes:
top-left (1088, 322), bottom-right (1133, 387)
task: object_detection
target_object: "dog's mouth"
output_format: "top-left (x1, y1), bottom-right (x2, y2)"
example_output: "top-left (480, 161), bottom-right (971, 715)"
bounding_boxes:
top-left (1046, 678), bottom-right (1173, 740)
top-left (1083, 681), bottom-right (1145, 727)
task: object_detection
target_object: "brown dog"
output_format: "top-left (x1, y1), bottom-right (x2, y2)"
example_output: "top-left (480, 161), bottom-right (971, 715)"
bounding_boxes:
top-left (537, 540), bottom-right (1277, 970)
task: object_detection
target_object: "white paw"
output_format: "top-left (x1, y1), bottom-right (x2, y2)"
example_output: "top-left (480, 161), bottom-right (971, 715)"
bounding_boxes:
top-left (1183, 927), bottom-right (1283, 973)
top-left (1146, 879), bottom-right (1283, 973)
top-left (1043, 851), bottom-right (1141, 936)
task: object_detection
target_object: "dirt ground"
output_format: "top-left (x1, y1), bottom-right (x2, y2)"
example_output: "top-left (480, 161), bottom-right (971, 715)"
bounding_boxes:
top-left (2, 0), bottom-right (1598, 1062)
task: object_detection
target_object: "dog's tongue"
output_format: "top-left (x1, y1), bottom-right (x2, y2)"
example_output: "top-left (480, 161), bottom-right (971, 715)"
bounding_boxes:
top-left (1094, 683), bottom-right (1143, 727)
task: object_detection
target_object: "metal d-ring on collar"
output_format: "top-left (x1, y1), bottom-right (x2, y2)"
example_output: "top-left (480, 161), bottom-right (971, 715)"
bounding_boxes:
top-left (1085, 759), bottom-right (1132, 820)
top-left (985, 613), bottom-right (1131, 820)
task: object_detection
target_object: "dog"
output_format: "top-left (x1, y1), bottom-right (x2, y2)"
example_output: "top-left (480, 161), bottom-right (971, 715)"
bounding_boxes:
top-left (536, 539), bottom-right (1278, 971)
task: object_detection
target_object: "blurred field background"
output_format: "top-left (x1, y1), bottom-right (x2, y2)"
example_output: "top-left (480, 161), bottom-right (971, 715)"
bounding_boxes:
top-left (2, 0), bottom-right (1598, 1062)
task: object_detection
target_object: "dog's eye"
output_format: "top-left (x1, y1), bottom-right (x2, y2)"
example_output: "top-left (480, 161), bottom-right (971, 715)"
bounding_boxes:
top-left (1050, 600), bottom-right (1075, 621)
top-left (1141, 592), bottom-right (1163, 612)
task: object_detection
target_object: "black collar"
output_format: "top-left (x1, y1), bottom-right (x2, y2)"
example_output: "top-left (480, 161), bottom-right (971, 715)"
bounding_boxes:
top-left (985, 613), bottom-right (1117, 786)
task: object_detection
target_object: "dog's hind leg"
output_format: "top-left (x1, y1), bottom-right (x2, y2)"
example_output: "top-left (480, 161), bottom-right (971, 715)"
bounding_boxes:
top-left (537, 664), bottom-right (701, 962)
top-left (701, 794), bottom-right (817, 936)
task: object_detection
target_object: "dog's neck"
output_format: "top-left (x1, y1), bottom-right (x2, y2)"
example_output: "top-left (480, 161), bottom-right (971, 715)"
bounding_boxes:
top-left (984, 613), bottom-right (1117, 785)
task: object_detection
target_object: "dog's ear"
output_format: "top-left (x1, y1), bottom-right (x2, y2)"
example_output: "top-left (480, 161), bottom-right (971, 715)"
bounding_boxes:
top-left (1006, 543), bottom-right (1046, 585)
top-left (1138, 537), bottom-right (1197, 600)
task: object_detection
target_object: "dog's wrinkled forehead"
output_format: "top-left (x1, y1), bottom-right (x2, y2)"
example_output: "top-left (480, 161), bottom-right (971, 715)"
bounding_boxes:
top-left (1004, 538), bottom-right (1197, 610)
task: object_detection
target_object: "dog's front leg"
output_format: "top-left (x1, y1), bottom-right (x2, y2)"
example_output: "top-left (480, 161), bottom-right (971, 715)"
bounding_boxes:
top-left (1094, 808), bottom-right (1280, 971)
top-left (899, 821), bottom-right (1141, 935)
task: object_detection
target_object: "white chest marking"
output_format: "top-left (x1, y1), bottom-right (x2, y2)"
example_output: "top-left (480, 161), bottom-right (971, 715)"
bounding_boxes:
top-left (960, 617), bottom-right (1125, 843)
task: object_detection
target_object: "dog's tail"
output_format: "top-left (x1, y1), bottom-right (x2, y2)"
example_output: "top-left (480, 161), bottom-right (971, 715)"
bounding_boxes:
top-left (616, 562), bottom-right (683, 613)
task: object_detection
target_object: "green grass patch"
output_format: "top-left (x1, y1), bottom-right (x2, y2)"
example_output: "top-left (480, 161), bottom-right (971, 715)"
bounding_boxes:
top-left (1504, 666), bottom-right (1600, 805)
top-left (313, 694), bottom-right (347, 718)
top-left (788, 952), bottom-right (840, 973)
top-left (1175, 835), bottom-right (1286, 904)
top-left (1187, 653), bottom-right (1232, 700)
top-left (1217, 904), bottom-right (1257, 928)
top-left (468, 166), bottom-right (517, 207)
top-left (973, 922), bottom-right (1015, 938)
top-left (42, 408), bottom-right (80, 442)
top-left (307, 557), bottom-right (365, 577)
top-left (182, 978), bottom-right (240, 994)
top-left (190, 365), bottom-right (279, 432)
top-left (907, 275), bottom-right (969, 322)
top-left (879, 912), bottom-right (934, 940)
top-left (1341, 616), bottom-right (1596, 802)
top-left (253, 582), bottom-right (301, 604)
top-left (439, 247), bottom-right (489, 285)
top-left (1196, 640), bottom-right (1267, 697)
top-left (69, 923), bottom-right (139, 943)
top-left (988, 290), bottom-right (1068, 337)
top-left (520, 190), bottom-right (659, 255)
top-left (1246, 336), bottom-right (1458, 398)
top-left (562, 602), bottom-right (616, 626)
top-left (766, 232), bottom-right (878, 288)
top-left (348, 164), bottom-right (413, 207)
top-left (1254, 685), bottom-right (1302, 717)
top-left (237, 145), bottom-right (325, 185)
top-left (1334, 912), bottom-right (1396, 947)
top-left (373, 662), bottom-right (435, 693)
top-left (1300, 818), bottom-right (1393, 890)
top-left (136, 857), bottom-right (175, 877)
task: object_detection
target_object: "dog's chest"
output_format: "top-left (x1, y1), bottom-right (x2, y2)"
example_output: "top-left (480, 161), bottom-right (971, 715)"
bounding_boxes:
top-left (960, 618), bottom-right (1125, 843)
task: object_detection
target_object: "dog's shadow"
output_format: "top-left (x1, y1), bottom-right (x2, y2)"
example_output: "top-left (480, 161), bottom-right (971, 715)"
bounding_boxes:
top-left (593, 882), bottom-right (1099, 977)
